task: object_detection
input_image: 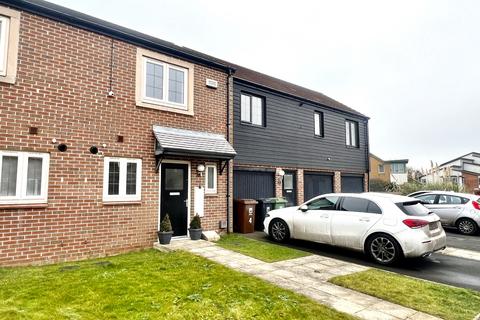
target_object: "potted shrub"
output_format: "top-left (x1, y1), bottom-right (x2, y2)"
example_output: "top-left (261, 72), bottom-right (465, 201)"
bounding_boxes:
top-left (189, 214), bottom-right (202, 240)
top-left (157, 214), bottom-right (173, 245)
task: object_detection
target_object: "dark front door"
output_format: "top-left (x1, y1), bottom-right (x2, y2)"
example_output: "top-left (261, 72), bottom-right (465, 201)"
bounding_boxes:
top-left (282, 171), bottom-right (296, 206)
top-left (161, 163), bottom-right (188, 236)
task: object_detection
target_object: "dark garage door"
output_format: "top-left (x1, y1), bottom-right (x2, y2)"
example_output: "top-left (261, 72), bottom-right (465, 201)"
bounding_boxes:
top-left (304, 172), bottom-right (333, 201)
top-left (341, 175), bottom-right (364, 193)
top-left (234, 170), bottom-right (275, 200)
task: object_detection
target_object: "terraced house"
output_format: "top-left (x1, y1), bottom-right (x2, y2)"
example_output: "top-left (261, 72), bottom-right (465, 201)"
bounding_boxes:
top-left (0, 0), bottom-right (369, 266)
top-left (0, 0), bottom-right (236, 266)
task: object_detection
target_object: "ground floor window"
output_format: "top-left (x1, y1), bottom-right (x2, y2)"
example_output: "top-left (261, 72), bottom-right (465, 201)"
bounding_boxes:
top-left (0, 151), bottom-right (49, 205)
top-left (205, 163), bottom-right (217, 194)
top-left (103, 157), bottom-right (142, 202)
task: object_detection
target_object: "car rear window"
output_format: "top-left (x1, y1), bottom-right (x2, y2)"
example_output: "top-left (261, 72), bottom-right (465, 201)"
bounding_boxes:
top-left (396, 201), bottom-right (431, 216)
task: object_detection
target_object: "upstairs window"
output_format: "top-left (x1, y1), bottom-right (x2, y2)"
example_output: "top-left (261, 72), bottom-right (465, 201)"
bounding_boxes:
top-left (0, 15), bottom-right (9, 76)
top-left (0, 6), bottom-right (20, 84)
top-left (314, 111), bottom-right (324, 137)
top-left (103, 158), bottom-right (142, 202)
top-left (0, 151), bottom-right (50, 205)
top-left (144, 57), bottom-right (188, 108)
top-left (136, 48), bottom-right (194, 115)
top-left (378, 164), bottom-right (385, 173)
top-left (345, 120), bottom-right (359, 147)
top-left (391, 162), bottom-right (406, 174)
top-left (241, 93), bottom-right (264, 126)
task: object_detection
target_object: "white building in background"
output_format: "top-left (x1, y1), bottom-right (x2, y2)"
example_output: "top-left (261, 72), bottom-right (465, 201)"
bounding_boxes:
top-left (421, 152), bottom-right (480, 192)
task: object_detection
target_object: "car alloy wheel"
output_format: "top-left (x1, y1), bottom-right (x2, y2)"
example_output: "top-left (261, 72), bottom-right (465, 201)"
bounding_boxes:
top-left (270, 220), bottom-right (289, 242)
top-left (457, 219), bottom-right (477, 235)
top-left (370, 236), bottom-right (397, 264)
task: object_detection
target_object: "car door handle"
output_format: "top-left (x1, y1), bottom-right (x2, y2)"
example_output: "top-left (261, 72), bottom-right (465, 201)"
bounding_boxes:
top-left (320, 214), bottom-right (329, 218)
top-left (359, 218), bottom-right (370, 222)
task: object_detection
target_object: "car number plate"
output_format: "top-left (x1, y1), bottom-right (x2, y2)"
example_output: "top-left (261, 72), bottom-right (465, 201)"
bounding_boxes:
top-left (429, 222), bottom-right (439, 231)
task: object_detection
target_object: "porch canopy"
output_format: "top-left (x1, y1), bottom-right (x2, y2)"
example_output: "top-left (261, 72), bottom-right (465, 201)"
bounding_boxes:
top-left (153, 125), bottom-right (236, 160)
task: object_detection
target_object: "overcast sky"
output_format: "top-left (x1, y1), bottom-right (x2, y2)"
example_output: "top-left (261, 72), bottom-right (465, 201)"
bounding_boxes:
top-left (50, 0), bottom-right (479, 169)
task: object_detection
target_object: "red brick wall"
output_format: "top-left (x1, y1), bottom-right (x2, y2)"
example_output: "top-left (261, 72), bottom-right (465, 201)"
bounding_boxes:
top-left (0, 10), bottom-right (231, 265)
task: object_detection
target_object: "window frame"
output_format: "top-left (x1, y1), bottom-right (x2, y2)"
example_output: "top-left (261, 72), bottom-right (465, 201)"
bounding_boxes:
top-left (0, 6), bottom-right (20, 84)
top-left (142, 57), bottom-right (188, 110)
top-left (0, 151), bottom-right (50, 205)
top-left (240, 92), bottom-right (265, 127)
top-left (391, 162), bottom-right (406, 174)
top-left (103, 157), bottom-right (142, 202)
top-left (345, 120), bottom-right (359, 148)
top-left (314, 111), bottom-right (324, 137)
top-left (0, 15), bottom-right (9, 76)
top-left (378, 164), bottom-right (385, 173)
top-left (136, 48), bottom-right (194, 115)
top-left (205, 163), bottom-right (217, 194)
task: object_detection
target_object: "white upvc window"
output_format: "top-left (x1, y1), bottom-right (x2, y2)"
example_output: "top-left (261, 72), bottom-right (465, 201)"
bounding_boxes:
top-left (378, 164), bottom-right (385, 173)
top-left (142, 57), bottom-right (188, 110)
top-left (205, 164), bottom-right (217, 194)
top-left (0, 15), bottom-right (9, 76)
top-left (103, 157), bottom-right (142, 202)
top-left (345, 120), bottom-right (359, 147)
top-left (314, 111), bottom-right (324, 137)
top-left (241, 93), bottom-right (264, 126)
top-left (0, 151), bottom-right (50, 205)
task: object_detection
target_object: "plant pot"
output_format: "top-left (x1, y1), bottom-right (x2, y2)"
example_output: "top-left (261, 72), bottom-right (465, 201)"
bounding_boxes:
top-left (189, 228), bottom-right (202, 241)
top-left (157, 231), bottom-right (173, 245)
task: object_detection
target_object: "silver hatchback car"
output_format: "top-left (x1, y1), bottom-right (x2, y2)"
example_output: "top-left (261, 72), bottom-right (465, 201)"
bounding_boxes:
top-left (409, 191), bottom-right (480, 235)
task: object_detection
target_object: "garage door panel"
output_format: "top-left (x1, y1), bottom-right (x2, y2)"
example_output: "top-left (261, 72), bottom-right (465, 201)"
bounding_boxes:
top-left (341, 175), bottom-right (364, 193)
top-left (304, 173), bottom-right (333, 201)
top-left (234, 170), bottom-right (275, 200)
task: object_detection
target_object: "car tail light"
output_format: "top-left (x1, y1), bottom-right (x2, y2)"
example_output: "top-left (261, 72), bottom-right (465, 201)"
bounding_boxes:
top-left (403, 219), bottom-right (429, 229)
top-left (473, 201), bottom-right (480, 211)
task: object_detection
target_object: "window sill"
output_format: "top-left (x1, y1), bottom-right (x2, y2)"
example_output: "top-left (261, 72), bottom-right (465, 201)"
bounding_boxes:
top-left (136, 100), bottom-right (193, 116)
top-left (102, 201), bottom-right (142, 206)
top-left (205, 193), bottom-right (218, 197)
top-left (240, 122), bottom-right (266, 129)
top-left (0, 203), bottom-right (48, 210)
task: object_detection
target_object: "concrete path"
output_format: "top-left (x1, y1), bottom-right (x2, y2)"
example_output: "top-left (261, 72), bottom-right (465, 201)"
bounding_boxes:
top-left (154, 240), bottom-right (441, 320)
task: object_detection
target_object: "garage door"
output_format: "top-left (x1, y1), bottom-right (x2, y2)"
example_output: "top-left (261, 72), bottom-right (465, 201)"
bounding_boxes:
top-left (233, 170), bottom-right (275, 200)
top-left (341, 175), bottom-right (364, 193)
top-left (304, 172), bottom-right (333, 201)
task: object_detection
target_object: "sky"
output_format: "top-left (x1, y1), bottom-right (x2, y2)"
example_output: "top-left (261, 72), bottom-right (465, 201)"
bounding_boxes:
top-left (50, 0), bottom-right (480, 170)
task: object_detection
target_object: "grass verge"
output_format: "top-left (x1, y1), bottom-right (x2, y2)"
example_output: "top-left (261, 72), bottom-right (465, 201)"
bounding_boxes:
top-left (0, 249), bottom-right (352, 320)
top-left (217, 234), bottom-right (310, 262)
top-left (330, 269), bottom-right (480, 320)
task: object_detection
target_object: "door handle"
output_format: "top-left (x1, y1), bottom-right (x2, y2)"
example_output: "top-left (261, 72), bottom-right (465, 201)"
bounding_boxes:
top-left (359, 218), bottom-right (370, 222)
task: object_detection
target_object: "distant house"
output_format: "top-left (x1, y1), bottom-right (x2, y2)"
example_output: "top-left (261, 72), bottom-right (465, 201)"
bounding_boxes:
top-left (421, 152), bottom-right (480, 192)
top-left (369, 154), bottom-right (409, 185)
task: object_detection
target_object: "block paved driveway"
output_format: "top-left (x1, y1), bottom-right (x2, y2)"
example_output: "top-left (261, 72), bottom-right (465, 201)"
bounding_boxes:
top-left (156, 239), bottom-right (440, 320)
top-left (246, 231), bottom-right (480, 291)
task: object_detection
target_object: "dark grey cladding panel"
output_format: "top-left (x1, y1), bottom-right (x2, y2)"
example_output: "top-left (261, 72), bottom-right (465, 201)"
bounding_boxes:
top-left (233, 81), bottom-right (369, 172)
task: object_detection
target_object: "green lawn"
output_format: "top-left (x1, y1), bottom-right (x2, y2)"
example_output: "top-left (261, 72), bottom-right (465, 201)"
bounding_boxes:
top-left (217, 234), bottom-right (310, 263)
top-left (0, 250), bottom-right (353, 320)
top-left (330, 269), bottom-right (480, 320)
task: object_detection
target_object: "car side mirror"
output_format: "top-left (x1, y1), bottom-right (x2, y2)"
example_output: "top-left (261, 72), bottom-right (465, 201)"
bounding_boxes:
top-left (299, 205), bottom-right (308, 212)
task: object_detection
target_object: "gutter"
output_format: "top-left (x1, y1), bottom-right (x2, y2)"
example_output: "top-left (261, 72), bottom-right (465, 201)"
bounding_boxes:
top-left (226, 69), bottom-right (233, 234)
top-left (1, 0), bottom-right (233, 72)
